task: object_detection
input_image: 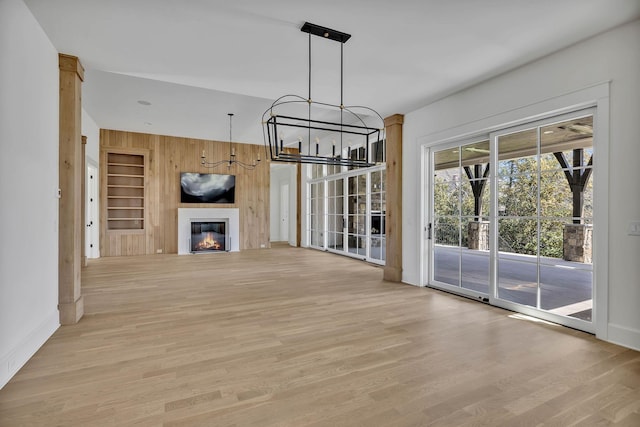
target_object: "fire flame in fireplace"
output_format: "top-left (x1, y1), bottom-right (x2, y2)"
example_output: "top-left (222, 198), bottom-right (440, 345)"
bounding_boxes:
top-left (195, 232), bottom-right (221, 250)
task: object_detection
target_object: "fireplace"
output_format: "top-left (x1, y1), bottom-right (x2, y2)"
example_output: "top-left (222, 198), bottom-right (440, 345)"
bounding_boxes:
top-left (178, 208), bottom-right (240, 254)
top-left (190, 221), bottom-right (228, 253)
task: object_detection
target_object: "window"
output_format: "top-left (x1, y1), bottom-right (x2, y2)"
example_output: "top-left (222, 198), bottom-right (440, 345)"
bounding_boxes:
top-left (307, 165), bottom-right (386, 264)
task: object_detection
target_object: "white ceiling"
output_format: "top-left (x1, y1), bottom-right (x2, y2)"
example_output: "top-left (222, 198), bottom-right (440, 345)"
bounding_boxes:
top-left (24, 0), bottom-right (640, 144)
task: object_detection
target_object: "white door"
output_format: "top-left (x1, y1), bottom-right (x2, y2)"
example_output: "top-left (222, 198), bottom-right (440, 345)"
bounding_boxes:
top-left (86, 163), bottom-right (99, 258)
top-left (280, 183), bottom-right (289, 242)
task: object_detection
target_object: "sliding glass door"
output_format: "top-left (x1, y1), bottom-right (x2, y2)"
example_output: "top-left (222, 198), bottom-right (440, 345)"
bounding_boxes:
top-left (427, 109), bottom-right (595, 331)
top-left (493, 112), bottom-right (594, 326)
top-left (431, 140), bottom-right (491, 297)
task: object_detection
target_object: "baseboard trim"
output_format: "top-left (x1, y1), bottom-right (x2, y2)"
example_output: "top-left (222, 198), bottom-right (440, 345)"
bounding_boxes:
top-left (0, 310), bottom-right (59, 389)
top-left (607, 323), bottom-right (640, 351)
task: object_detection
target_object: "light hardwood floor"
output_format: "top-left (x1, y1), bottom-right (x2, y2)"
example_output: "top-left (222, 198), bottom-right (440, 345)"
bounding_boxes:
top-left (1, 246), bottom-right (639, 426)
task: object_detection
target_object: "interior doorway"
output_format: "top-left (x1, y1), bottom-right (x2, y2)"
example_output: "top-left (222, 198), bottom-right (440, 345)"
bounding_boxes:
top-left (270, 164), bottom-right (297, 245)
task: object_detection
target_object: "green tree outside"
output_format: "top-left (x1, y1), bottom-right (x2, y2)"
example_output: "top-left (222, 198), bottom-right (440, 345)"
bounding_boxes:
top-left (434, 153), bottom-right (593, 258)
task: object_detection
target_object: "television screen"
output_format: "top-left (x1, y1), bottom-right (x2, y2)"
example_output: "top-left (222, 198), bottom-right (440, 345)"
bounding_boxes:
top-left (180, 172), bottom-right (236, 203)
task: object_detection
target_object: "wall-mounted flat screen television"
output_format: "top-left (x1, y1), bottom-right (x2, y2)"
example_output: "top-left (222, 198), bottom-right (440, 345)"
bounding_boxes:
top-left (180, 172), bottom-right (236, 203)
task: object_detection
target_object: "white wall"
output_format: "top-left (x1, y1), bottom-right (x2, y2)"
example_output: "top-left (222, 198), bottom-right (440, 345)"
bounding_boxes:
top-left (82, 108), bottom-right (100, 164)
top-left (0, 0), bottom-right (61, 388)
top-left (403, 20), bottom-right (640, 350)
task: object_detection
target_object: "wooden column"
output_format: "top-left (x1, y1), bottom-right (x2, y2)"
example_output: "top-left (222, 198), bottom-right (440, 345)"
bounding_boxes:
top-left (58, 54), bottom-right (84, 324)
top-left (383, 114), bottom-right (404, 282)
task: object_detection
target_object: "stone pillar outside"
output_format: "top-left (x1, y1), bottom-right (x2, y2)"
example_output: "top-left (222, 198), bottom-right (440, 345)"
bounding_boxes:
top-left (468, 221), bottom-right (489, 251)
top-left (563, 224), bottom-right (593, 263)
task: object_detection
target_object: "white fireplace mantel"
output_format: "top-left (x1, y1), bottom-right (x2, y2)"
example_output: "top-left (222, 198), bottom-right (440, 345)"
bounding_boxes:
top-left (178, 208), bottom-right (240, 254)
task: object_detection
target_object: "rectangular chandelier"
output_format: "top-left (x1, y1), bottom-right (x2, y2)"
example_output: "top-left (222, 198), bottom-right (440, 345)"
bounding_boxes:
top-left (262, 22), bottom-right (384, 168)
top-left (264, 111), bottom-right (382, 167)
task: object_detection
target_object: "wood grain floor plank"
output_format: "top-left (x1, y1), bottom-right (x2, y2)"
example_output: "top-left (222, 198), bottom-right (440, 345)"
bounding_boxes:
top-left (0, 246), bottom-right (638, 426)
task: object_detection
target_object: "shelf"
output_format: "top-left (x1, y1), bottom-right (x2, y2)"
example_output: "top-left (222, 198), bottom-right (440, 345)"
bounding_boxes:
top-left (108, 218), bottom-right (144, 221)
top-left (107, 207), bottom-right (143, 210)
top-left (106, 152), bottom-right (145, 231)
top-left (108, 196), bottom-right (144, 199)
top-left (107, 173), bottom-right (144, 178)
top-left (107, 162), bottom-right (144, 167)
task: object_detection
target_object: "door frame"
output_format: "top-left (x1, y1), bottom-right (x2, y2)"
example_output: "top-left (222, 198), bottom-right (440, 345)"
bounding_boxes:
top-left (270, 163), bottom-right (297, 245)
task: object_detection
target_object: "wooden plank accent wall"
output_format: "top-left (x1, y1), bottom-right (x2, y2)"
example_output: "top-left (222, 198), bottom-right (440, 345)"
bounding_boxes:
top-left (100, 129), bottom-right (270, 256)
